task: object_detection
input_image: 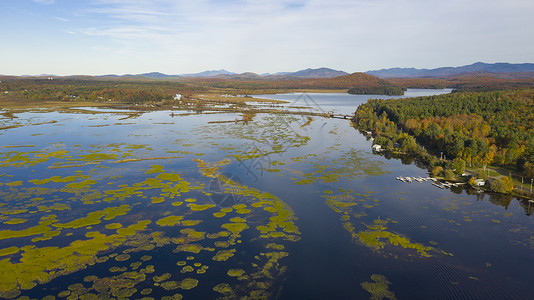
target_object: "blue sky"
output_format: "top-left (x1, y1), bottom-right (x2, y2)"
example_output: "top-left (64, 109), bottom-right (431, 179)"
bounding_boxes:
top-left (1, 0), bottom-right (533, 75)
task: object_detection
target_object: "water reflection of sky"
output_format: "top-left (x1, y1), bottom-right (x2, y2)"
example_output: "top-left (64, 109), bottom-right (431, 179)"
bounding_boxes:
top-left (250, 89), bottom-right (454, 115)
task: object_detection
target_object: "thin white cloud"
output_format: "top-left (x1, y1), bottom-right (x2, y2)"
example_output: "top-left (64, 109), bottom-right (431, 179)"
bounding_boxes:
top-left (33, 0), bottom-right (55, 4)
top-left (54, 17), bottom-right (70, 22)
top-left (61, 29), bottom-right (76, 35)
top-left (63, 0), bottom-right (534, 73)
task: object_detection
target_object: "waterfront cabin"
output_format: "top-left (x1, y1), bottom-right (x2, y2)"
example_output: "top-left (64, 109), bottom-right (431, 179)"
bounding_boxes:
top-left (372, 144), bottom-right (382, 152)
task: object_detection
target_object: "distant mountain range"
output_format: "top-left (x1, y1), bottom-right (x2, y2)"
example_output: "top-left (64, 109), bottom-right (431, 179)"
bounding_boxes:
top-left (366, 62), bottom-right (534, 78)
top-left (98, 68), bottom-right (348, 79)
top-left (6, 63), bottom-right (534, 80)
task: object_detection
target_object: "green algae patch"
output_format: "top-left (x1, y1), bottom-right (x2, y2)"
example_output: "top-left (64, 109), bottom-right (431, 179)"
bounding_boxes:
top-left (236, 208), bottom-right (251, 214)
top-left (213, 212), bottom-right (226, 218)
top-left (361, 274), bottom-right (396, 300)
top-left (178, 278), bottom-right (198, 290)
top-left (156, 216), bottom-right (183, 227)
top-left (151, 197), bottom-right (165, 204)
top-left (4, 218), bottom-right (28, 225)
top-left (156, 173), bottom-right (183, 182)
top-left (356, 219), bottom-right (434, 258)
top-left (161, 294), bottom-right (184, 300)
top-left (187, 203), bottom-right (216, 211)
top-left (62, 179), bottom-right (97, 192)
top-left (174, 244), bottom-right (205, 254)
top-left (115, 254), bottom-right (131, 261)
top-left (180, 265), bottom-right (194, 273)
top-left (0, 219), bottom-right (152, 298)
top-left (161, 281), bottom-right (180, 290)
top-left (230, 217), bottom-right (246, 223)
top-left (153, 273), bottom-right (172, 283)
top-left (266, 243), bottom-right (285, 251)
top-left (0, 246), bottom-right (19, 256)
top-left (192, 158), bottom-right (231, 178)
top-left (141, 255), bottom-right (152, 261)
top-left (105, 223), bottom-right (122, 230)
top-left (172, 228), bottom-right (206, 244)
top-left (227, 269), bottom-right (246, 277)
top-left (0, 223), bottom-right (53, 241)
top-left (221, 223), bottom-right (249, 237)
top-left (213, 283), bottom-right (234, 295)
top-left (213, 249), bottom-right (236, 261)
top-left (232, 204), bottom-right (247, 210)
top-left (53, 205), bottom-right (130, 229)
top-left (145, 165), bottom-right (164, 175)
top-left (181, 220), bottom-right (202, 226)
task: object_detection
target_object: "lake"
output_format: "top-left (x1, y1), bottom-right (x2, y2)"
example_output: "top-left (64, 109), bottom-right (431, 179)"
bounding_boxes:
top-left (250, 88), bottom-right (454, 115)
top-left (0, 90), bottom-right (533, 299)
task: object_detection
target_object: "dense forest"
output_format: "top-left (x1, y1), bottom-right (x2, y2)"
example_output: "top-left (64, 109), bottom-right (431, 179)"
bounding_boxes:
top-left (185, 72), bottom-right (404, 95)
top-left (353, 89), bottom-right (534, 180)
top-left (0, 78), bottom-right (204, 104)
top-left (0, 73), bottom-right (406, 103)
top-left (388, 74), bottom-right (534, 93)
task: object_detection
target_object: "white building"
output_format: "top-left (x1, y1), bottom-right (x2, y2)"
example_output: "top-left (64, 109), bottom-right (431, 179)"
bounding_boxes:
top-left (372, 144), bottom-right (382, 152)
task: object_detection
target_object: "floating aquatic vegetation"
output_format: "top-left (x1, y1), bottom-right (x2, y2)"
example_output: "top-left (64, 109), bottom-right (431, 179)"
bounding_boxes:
top-left (173, 228), bottom-right (206, 244)
top-left (180, 266), bottom-right (194, 273)
top-left (0, 220), bottom-right (151, 298)
top-left (360, 274), bottom-right (396, 300)
top-left (356, 219), bottom-right (434, 257)
top-left (227, 269), bottom-right (246, 277)
top-left (105, 223), bottom-right (122, 230)
top-left (187, 203), bottom-right (216, 211)
top-left (213, 283), bottom-right (233, 295)
top-left (221, 223), bottom-right (249, 238)
top-left (181, 220), bottom-right (203, 226)
top-left (153, 273), bottom-right (171, 283)
top-left (291, 149), bottom-right (390, 185)
top-left (177, 278), bottom-right (198, 290)
top-left (192, 158), bottom-right (231, 178)
top-left (4, 218), bottom-right (28, 225)
top-left (115, 254), bottom-right (130, 261)
top-left (151, 196), bottom-right (165, 204)
top-left (156, 216), bottom-right (183, 227)
top-left (0, 246), bottom-right (19, 256)
top-left (213, 211), bottom-right (226, 218)
top-left (53, 205), bottom-right (131, 229)
top-left (161, 280), bottom-right (180, 290)
top-left (212, 249), bottom-right (236, 261)
top-left (173, 243), bottom-right (211, 254)
top-left (0, 112), bottom-right (305, 299)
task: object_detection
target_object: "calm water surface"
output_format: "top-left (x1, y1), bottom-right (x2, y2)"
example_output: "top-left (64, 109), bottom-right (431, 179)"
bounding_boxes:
top-left (0, 91), bottom-right (532, 299)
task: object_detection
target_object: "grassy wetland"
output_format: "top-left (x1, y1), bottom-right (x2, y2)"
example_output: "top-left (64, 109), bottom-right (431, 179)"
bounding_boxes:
top-left (1, 84), bottom-right (534, 299)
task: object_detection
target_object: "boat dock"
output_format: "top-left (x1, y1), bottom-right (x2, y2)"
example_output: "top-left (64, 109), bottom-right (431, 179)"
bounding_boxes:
top-left (396, 176), bottom-right (466, 189)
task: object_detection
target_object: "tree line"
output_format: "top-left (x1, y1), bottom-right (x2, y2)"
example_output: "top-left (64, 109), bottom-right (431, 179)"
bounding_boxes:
top-left (353, 89), bottom-right (534, 183)
top-left (0, 78), bottom-right (203, 104)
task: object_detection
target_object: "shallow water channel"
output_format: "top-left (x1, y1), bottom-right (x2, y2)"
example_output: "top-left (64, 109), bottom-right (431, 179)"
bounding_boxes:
top-left (0, 91), bottom-right (533, 299)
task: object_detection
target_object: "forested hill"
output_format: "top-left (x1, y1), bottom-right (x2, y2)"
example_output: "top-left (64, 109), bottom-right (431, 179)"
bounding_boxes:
top-left (185, 72), bottom-right (404, 95)
top-left (353, 89), bottom-right (534, 176)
